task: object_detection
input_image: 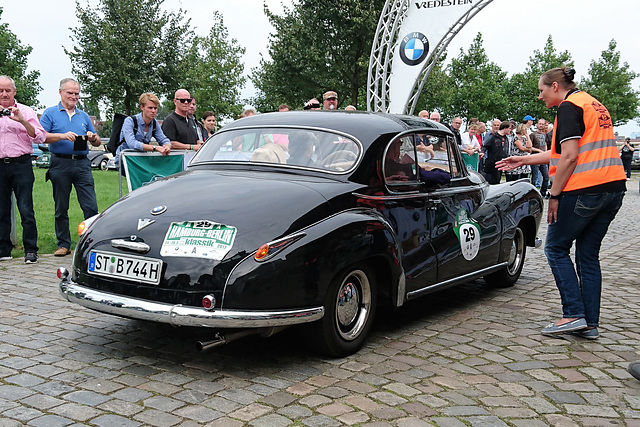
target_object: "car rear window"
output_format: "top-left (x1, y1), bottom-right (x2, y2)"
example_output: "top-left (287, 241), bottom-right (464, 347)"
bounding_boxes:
top-left (190, 128), bottom-right (361, 173)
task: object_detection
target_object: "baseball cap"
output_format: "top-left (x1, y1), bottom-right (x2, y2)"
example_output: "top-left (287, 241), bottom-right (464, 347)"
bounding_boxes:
top-left (523, 115), bottom-right (536, 122)
top-left (323, 91), bottom-right (338, 100)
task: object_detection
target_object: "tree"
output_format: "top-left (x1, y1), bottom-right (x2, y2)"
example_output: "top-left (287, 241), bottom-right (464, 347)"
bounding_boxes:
top-left (0, 8), bottom-right (41, 107)
top-left (65, 0), bottom-right (194, 116)
top-left (181, 12), bottom-right (246, 120)
top-left (415, 55), bottom-right (452, 116)
top-left (581, 39), bottom-right (639, 127)
top-left (251, 0), bottom-right (385, 111)
top-left (446, 33), bottom-right (508, 123)
top-left (507, 36), bottom-right (573, 123)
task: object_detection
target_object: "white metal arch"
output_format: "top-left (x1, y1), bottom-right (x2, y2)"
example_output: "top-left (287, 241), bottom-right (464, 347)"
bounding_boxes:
top-left (367, 0), bottom-right (494, 114)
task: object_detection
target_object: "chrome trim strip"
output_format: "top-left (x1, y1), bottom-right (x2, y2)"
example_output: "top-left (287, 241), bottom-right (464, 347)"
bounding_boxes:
top-left (110, 239), bottom-right (151, 253)
top-left (59, 280), bottom-right (324, 328)
top-left (406, 262), bottom-right (508, 300)
top-left (353, 183), bottom-right (478, 200)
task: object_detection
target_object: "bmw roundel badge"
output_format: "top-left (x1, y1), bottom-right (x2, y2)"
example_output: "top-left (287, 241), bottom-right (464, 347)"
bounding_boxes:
top-left (151, 205), bottom-right (167, 216)
top-left (399, 32), bottom-right (429, 66)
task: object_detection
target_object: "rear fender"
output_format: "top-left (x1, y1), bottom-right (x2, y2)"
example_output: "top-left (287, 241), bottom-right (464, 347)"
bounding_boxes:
top-left (493, 182), bottom-right (544, 262)
top-left (221, 209), bottom-right (403, 311)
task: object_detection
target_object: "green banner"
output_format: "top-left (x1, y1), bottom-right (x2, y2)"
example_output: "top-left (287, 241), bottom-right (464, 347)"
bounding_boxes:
top-left (461, 152), bottom-right (479, 172)
top-left (123, 153), bottom-right (184, 191)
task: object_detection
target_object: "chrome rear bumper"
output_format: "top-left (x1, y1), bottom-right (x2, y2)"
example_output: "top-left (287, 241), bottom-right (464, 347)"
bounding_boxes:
top-left (59, 277), bottom-right (324, 328)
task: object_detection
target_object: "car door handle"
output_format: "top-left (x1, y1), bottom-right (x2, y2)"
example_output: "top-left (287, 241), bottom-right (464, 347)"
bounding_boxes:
top-left (428, 199), bottom-right (442, 210)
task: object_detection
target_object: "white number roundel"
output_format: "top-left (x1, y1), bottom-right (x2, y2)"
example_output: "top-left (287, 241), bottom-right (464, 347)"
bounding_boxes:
top-left (459, 223), bottom-right (480, 261)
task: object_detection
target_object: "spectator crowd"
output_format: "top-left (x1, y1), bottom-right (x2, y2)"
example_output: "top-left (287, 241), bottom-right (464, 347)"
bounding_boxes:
top-left (0, 74), bottom-right (634, 265)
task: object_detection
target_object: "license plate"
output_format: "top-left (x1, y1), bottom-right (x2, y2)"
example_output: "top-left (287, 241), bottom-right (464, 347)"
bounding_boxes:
top-left (88, 251), bottom-right (162, 285)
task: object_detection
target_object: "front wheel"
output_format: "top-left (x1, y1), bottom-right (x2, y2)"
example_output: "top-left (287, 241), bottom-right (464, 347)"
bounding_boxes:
top-left (484, 226), bottom-right (526, 288)
top-left (306, 265), bottom-right (377, 357)
top-left (99, 158), bottom-right (108, 171)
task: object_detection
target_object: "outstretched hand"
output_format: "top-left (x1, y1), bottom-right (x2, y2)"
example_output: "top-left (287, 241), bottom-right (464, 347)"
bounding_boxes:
top-left (495, 156), bottom-right (524, 171)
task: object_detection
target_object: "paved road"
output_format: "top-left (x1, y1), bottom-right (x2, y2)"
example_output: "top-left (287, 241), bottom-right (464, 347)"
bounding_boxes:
top-left (1, 176), bottom-right (640, 427)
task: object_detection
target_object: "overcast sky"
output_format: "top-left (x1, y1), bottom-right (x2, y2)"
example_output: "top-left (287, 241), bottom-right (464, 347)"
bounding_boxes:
top-left (3, 0), bottom-right (639, 134)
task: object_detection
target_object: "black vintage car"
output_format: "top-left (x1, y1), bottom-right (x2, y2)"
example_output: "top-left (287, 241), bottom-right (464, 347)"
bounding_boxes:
top-left (58, 111), bottom-right (543, 356)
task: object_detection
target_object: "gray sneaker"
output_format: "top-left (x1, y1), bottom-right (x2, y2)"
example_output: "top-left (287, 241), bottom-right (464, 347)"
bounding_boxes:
top-left (24, 253), bottom-right (38, 264)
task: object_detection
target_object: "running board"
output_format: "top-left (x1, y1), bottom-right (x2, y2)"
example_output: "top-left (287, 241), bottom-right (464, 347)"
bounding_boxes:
top-left (406, 262), bottom-right (508, 300)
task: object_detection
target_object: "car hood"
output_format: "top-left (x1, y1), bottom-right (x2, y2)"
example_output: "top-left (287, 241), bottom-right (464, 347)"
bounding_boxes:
top-left (84, 168), bottom-right (344, 257)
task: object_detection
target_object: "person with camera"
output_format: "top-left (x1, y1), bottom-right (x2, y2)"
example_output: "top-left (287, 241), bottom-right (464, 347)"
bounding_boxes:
top-left (303, 98), bottom-right (321, 110)
top-left (0, 76), bottom-right (46, 264)
top-left (619, 137), bottom-right (634, 180)
top-left (40, 78), bottom-right (101, 258)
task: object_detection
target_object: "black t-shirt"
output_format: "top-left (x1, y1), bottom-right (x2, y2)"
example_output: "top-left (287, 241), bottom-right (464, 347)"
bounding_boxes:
top-left (554, 98), bottom-right (585, 154)
top-left (621, 143), bottom-right (634, 159)
top-left (483, 132), bottom-right (507, 164)
top-left (161, 112), bottom-right (198, 145)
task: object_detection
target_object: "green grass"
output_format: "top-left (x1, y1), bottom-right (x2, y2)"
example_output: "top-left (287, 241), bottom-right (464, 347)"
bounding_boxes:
top-left (10, 167), bottom-right (128, 257)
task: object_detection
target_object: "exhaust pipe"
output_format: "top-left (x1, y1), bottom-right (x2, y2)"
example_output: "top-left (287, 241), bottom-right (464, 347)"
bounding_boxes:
top-left (196, 333), bottom-right (227, 352)
top-left (196, 327), bottom-right (288, 352)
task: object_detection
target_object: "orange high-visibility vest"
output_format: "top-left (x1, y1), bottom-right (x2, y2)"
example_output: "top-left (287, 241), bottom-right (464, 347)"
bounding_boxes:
top-left (549, 91), bottom-right (626, 192)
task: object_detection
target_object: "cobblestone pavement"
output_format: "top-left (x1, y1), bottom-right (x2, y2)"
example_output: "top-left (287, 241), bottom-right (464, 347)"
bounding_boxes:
top-left (1, 175), bottom-right (640, 427)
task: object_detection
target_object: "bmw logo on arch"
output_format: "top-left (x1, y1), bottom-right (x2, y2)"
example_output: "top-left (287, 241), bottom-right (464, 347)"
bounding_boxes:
top-left (399, 32), bottom-right (429, 66)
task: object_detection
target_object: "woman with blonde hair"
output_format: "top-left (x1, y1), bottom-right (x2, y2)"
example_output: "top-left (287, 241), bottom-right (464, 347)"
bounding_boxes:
top-left (504, 123), bottom-right (532, 181)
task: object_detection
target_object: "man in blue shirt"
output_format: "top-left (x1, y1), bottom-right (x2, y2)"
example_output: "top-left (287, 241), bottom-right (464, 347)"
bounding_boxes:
top-left (116, 92), bottom-right (171, 163)
top-left (40, 78), bottom-right (101, 257)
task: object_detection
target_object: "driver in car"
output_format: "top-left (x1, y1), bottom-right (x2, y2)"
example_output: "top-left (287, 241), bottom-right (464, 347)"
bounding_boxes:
top-left (385, 139), bottom-right (450, 186)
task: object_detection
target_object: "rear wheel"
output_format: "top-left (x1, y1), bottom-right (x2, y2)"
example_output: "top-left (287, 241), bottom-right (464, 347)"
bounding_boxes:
top-left (306, 264), bottom-right (377, 357)
top-left (99, 158), bottom-right (108, 171)
top-left (484, 226), bottom-right (526, 288)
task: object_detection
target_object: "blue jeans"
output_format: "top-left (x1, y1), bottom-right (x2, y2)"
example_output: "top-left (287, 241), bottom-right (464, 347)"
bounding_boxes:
top-left (0, 157), bottom-right (38, 254)
top-left (544, 191), bottom-right (624, 326)
top-left (49, 156), bottom-right (99, 249)
top-left (531, 164), bottom-right (550, 194)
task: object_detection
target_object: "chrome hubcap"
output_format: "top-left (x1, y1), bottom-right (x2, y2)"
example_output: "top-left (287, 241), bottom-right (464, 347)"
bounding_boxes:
top-left (335, 270), bottom-right (371, 341)
top-left (507, 228), bottom-right (524, 275)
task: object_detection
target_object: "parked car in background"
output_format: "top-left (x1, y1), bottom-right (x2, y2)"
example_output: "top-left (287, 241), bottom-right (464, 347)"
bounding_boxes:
top-left (105, 157), bottom-right (118, 171)
top-left (34, 143), bottom-right (112, 170)
top-left (58, 111), bottom-right (544, 357)
top-left (88, 145), bottom-right (112, 171)
top-left (35, 145), bottom-right (51, 168)
top-left (31, 143), bottom-right (45, 166)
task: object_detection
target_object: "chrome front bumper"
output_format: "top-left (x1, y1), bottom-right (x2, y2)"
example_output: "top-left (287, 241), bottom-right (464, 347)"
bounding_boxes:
top-left (59, 277), bottom-right (325, 328)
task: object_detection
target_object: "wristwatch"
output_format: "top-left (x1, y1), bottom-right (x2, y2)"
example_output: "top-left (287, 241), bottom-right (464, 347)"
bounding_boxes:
top-left (549, 193), bottom-right (562, 200)
top-left (152, 146), bottom-right (156, 152)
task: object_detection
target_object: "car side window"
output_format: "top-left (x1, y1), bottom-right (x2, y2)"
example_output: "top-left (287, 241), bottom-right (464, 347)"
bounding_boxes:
top-left (419, 134), bottom-right (462, 179)
top-left (384, 136), bottom-right (420, 187)
top-left (383, 133), bottom-right (458, 191)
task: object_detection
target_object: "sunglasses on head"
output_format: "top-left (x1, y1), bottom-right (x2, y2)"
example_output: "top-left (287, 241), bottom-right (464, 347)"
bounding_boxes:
top-left (176, 98), bottom-right (193, 104)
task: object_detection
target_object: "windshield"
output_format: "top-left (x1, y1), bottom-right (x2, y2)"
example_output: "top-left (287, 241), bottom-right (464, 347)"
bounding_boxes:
top-left (190, 127), bottom-right (361, 173)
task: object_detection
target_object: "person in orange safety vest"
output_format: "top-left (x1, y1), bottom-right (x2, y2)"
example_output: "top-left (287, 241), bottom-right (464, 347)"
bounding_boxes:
top-left (496, 67), bottom-right (626, 340)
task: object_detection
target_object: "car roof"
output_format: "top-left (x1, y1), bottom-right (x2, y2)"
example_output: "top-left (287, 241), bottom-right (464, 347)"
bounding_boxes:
top-left (220, 111), bottom-right (453, 146)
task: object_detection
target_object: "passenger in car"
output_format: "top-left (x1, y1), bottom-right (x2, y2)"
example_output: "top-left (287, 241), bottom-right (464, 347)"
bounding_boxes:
top-left (288, 132), bottom-right (318, 167)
